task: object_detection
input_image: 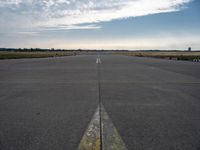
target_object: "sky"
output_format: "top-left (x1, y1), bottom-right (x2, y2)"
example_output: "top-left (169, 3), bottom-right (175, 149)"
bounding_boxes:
top-left (0, 0), bottom-right (200, 50)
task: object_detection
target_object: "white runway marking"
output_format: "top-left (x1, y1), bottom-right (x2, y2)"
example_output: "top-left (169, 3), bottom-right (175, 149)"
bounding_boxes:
top-left (96, 58), bottom-right (101, 64)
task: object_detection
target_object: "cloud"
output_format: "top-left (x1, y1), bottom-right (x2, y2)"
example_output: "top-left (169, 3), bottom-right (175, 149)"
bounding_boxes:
top-left (0, 0), bottom-right (192, 32)
top-left (14, 31), bottom-right (39, 36)
top-left (0, 0), bottom-right (22, 6)
top-left (40, 24), bottom-right (101, 31)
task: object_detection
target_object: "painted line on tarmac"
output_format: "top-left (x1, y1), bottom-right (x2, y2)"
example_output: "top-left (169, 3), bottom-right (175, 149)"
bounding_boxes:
top-left (101, 105), bottom-right (127, 150)
top-left (77, 105), bottom-right (127, 150)
top-left (98, 58), bottom-right (101, 64)
top-left (96, 58), bottom-right (101, 64)
top-left (77, 106), bottom-right (101, 150)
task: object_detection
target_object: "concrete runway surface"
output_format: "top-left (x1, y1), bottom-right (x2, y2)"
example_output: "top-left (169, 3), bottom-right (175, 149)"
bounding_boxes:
top-left (0, 55), bottom-right (200, 150)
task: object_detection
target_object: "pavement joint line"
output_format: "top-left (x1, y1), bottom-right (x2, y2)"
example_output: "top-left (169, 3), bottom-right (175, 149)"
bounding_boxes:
top-left (98, 56), bottom-right (103, 150)
top-left (78, 56), bottom-right (127, 150)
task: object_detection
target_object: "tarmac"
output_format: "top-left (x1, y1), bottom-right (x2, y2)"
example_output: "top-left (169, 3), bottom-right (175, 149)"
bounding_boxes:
top-left (0, 55), bottom-right (200, 150)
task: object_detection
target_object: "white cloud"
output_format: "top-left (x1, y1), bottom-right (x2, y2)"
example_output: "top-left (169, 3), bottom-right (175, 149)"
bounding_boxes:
top-left (0, 0), bottom-right (22, 5)
top-left (0, 0), bottom-right (192, 31)
top-left (40, 24), bottom-right (101, 30)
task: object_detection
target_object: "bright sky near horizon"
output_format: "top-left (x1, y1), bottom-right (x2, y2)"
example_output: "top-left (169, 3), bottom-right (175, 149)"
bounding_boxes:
top-left (0, 0), bottom-right (199, 50)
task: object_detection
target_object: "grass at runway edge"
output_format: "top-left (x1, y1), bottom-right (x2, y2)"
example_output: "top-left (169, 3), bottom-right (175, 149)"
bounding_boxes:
top-left (1, 50), bottom-right (200, 61)
top-left (115, 51), bottom-right (200, 61)
top-left (0, 51), bottom-right (74, 59)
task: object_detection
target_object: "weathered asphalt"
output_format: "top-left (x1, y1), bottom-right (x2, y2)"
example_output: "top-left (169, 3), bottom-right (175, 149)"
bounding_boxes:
top-left (0, 55), bottom-right (200, 150)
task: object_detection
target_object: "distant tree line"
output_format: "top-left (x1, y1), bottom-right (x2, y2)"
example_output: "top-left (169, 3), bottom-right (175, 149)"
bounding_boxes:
top-left (1, 48), bottom-right (198, 52)
top-left (0, 48), bottom-right (67, 52)
top-left (0, 48), bottom-right (130, 53)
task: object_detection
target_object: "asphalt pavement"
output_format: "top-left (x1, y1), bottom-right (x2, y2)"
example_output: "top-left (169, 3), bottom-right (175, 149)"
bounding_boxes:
top-left (0, 55), bottom-right (200, 150)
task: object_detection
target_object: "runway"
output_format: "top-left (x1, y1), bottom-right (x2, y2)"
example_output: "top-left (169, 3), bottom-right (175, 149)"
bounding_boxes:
top-left (0, 55), bottom-right (200, 150)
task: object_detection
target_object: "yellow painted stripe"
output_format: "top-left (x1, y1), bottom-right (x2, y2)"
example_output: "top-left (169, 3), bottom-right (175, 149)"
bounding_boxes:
top-left (78, 105), bottom-right (127, 150)
top-left (77, 106), bottom-right (101, 150)
top-left (101, 105), bottom-right (127, 150)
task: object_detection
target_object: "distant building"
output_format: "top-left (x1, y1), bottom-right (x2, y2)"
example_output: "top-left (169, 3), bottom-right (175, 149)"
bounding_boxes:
top-left (188, 47), bottom-right (192, 51)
